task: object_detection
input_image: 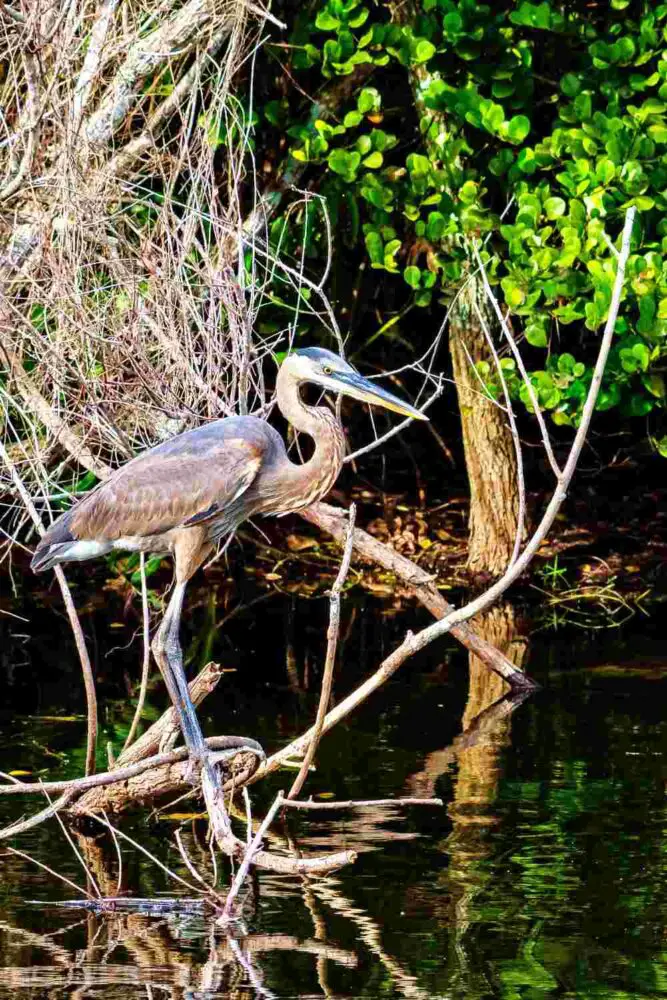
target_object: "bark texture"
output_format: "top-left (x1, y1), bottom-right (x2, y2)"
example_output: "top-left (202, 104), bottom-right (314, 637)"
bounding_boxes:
top-left (449, 279), bottom-right (522, 577)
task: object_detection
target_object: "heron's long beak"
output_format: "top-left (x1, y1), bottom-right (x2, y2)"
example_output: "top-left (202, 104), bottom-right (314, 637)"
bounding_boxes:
top-left (330, 370), bottom-right (428, 421)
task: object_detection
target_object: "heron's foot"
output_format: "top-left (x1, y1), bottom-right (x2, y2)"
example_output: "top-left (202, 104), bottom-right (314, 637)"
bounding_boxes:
top-left (183, 738), bottom-right (266, 786)
top-left (209, 735), bottom-right (265, 761)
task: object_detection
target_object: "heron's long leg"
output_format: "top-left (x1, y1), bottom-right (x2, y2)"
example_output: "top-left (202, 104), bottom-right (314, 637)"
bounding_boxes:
top-left (152, 535), bottom-right (265, 771)
top-left (151, 580), bottom-right (208, 759)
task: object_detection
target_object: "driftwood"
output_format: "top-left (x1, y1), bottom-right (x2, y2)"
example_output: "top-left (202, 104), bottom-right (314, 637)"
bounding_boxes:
top-left (68, 743), bottom-right (262, 816)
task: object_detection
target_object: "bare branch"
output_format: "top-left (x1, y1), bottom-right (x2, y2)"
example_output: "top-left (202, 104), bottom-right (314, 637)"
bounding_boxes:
top-left (0, 790), bottom-right (76, 840)
top-left (288, 504), bottom-right (356, 799)
top-left (70, 0), bottom-right (122, 133)
top-left (122, 552), bottom-right (154, 752)
top-left (282, 796), bottom-right (443, 810)
top-left (399, 207), bottom-right (636, 648)
top-left (84, 0), bottom-right (241, 144)
top-left (0, 51), bottom-right (39, 203)
top-left (221, 791), bottom-right (284, 921)
top-left (0, 435), bottom-right (98, 776)
top-left (301, 502), bottom-right (533, 690)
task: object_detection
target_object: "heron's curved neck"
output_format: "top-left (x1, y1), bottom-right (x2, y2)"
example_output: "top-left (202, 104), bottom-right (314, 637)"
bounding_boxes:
top-left (275, 363), bottom-right (345, 500)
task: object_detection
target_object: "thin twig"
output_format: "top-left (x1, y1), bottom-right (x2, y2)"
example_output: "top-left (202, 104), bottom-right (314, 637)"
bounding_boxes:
top-left (174, 828), bottom-right (224, 901)
top-left (0, 437), bottom-right (98, 776)
top-left (2, 845), bottom-right (92, 900)
top-left (88, 812), bottom-right (204, 894)
top-left (472, 244), bottom-right (562, 479)
top-left (301, 502), bottom-right (533, 690)
top-left (288, 504), bottom-right (356, 799)
top-left (122, 551), bottom-right (152, 752)
top-left (282, 796), bottom-right (443, 810)
top-left (0, 789), bottom-right (76, 840)
top-left (345, 382), bottom-right (444, 464)
top-left (42, 784), bottom-right (101, 897)
top-left (221, 791), bottom-right (284, 922)
top-left (102, 810), bottom-right (124, 897)
top-left (0, 738), bottom-right (261, 796)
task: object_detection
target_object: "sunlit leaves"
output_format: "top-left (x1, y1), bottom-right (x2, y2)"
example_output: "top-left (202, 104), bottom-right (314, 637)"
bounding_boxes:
top-left (271, 0), bottom-right (667, 440)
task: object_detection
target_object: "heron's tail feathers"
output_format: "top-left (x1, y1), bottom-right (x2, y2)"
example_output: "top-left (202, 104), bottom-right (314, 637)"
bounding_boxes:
top-left (31, 543), bottom-right (71, 572)
top-left (31, 509), bottom-right (76, 572)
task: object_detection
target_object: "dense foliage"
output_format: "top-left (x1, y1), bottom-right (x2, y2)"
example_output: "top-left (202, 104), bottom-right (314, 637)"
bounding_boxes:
top-left (257, 0), bottom-right (667, 452)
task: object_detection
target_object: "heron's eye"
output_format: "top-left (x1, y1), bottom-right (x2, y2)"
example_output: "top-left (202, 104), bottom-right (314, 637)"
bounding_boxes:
top-left (322, 366), bottom-right (333, 375)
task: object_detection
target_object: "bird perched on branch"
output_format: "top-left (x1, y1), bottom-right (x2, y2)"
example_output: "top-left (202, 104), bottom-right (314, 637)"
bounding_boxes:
top-left (32, 347), bottom-right (427, 775)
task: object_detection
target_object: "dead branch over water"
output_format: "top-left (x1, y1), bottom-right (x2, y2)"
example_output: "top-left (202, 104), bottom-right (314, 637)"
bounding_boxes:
top-left (287, 503), bottom-right (357, 800)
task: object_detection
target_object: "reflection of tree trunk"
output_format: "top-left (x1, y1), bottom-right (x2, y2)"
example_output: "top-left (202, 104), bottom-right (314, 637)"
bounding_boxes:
top-left (449, 604), bottom-right (526, 841)
top-left (449, 282), bottom-right (522, 577)
top-left (445, 604), bottom-right (527, 991)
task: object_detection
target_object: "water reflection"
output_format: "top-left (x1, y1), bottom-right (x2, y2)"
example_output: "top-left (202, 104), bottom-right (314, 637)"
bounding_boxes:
top-left (0, 591), bottom-right (666, 998)
top-left (0, 917), bottom-right (357, 994)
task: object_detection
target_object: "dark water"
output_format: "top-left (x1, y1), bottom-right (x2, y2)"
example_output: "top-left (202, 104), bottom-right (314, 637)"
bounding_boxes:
top-left (0, 585), bottom-right (666, 999)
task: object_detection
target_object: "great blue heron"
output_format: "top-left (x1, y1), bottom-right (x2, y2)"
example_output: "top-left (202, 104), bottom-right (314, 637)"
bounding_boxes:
top-left (31, 347), bottom-right (426, 772)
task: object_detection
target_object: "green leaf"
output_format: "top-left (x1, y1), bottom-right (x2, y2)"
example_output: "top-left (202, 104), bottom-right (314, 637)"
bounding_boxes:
top-left (459, 180), bottom-right (478, 205)
top-left (507, 115), bottom-right (531, 143)
top-left (363, 151), bottom-right (383, 168)
top-left (404, 265), bottom-right (421, 289)
top-left (443, 11), bottom-right (463, 34)
top-left (489, 149), bottom-right (514, 175)
top-left (358, 87), bottom-right (381, 114)
top-left (561, 73), bottom-right (582, 97)
top-left (343, 110), bottom-right (363, 128)
top-left (574, 92), bottom-right (593, 121)
top-left (655, 435), bottom-right (667, 458)
top-left (348, 7), bottom-right (369, 28)
top-left (502, 278), bottom-right (525, 308)
top-left (525, 322), bottom-right (548, 347)
top-left (648, 124), bottom-right (667, 143)
top-left (328, 148), bottom-right (360, 180)
top-left (414, 39), bottom-right (436, 64)
top-left (364, 229), bottom-right (384, 265)
top-left (595, 158), bottom-right (616, 184)
top-left (632, 342), bottom-right (650, 371)
top-left (315, 10), bottom-right (340, 30)
top-left (643, 373), bottom-right (665, 398)
top-left (517, 148), bottom-right (537, 173)
top-left (544, 196), bottom-right (566, 219)
top-left (426, 211), bottom-right (446, 241)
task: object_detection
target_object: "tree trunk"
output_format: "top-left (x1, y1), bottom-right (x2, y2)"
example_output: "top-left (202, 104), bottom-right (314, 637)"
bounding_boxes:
top-left (449, 278), bottom-right (521, 577)
top-left (388, 0), bottom-right (524, 578)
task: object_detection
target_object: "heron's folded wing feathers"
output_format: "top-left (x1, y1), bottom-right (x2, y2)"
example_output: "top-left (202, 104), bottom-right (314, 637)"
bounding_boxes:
top-left (69, 437), bottom-right (263, 541)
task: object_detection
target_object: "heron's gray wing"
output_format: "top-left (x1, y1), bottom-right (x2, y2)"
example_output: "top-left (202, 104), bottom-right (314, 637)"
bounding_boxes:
top-left (68, 435), bottom-right (264, 542)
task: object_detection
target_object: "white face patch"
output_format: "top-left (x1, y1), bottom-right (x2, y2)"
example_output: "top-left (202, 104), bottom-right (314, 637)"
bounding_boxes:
top-left (287, 352), bottom-right (353, 394)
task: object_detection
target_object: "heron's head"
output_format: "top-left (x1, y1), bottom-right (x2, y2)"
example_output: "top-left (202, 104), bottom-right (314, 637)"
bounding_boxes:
top-left (286, 347), bottom-right (427, 421)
